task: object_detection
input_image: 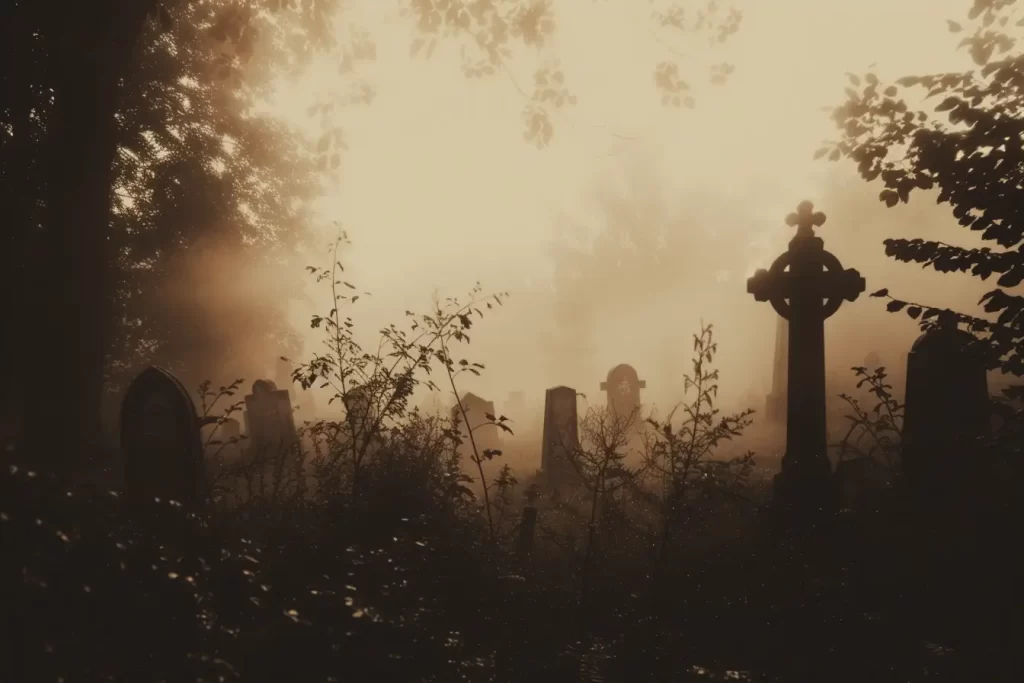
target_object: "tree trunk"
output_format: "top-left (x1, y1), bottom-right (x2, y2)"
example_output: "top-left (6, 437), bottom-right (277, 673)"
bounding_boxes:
top-left (19, 0), bottom-right (156, 475)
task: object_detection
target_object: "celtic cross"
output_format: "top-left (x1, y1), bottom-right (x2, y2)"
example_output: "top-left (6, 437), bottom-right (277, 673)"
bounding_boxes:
top-left (746, 201), bottom-right (866, 520)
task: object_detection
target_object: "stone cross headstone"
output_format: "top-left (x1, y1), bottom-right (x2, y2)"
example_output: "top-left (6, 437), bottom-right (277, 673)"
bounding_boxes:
top-left (600, 364), bottom-right (646, 418)
top-left (747, 201), bottom-right (866, 519)
top-left (243, 379), bottom-right (298, 455)
top-left (453, 392), bottom-right (501, 457)
top-left (541, 385), bottom-right (580, 489)
top-left (120, 366), bottom-right (205, 508)
top-left (765, 318), bottom-right (788, 424)
top-left (902, 317), bottom-right (989, 496)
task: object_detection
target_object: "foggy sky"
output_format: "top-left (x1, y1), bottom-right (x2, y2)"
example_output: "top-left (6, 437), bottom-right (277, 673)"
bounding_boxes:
top-left (252, 0), bottom-right (991, 418)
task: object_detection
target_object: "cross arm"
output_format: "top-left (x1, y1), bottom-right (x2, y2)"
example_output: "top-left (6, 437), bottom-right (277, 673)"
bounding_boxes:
top-left (747, 268), bottom-right (776, 302)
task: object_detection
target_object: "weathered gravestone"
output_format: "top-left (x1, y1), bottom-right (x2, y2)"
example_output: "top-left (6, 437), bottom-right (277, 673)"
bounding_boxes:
top-left (747, 201), bottom-right (866, 521)
top-left (541, 385), bottom-right (581, 489)
top-left (765, 318), bottom-right (788, 424)
top-left (120, 366), bottom-right (206, 508)
top-left (600, 364), bottom-right (646, 419)
top-left (453, 392), bottom-right (502, 459)
top-left (902, 316), bottom-right (989, 497)
top-left (242, 379), bottom-right (298, 455)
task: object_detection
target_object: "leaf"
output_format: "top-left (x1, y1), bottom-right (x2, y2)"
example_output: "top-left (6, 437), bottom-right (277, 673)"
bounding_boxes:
top-left (886, 300), bottom-right (907, 312)
top-left (870, 288), bottom-right (889, 298)
top-left (880, 189), bottom-right (899, 208)
top-left (410, 38), bottom-right (424, 57)
top-left (884, 86), bottom-right (898, 96)
top-left (947, 20), bottom-right (963, 33)
top-left (847, 73), bottom-right (861, 86)
top-left (935, 97), bottom-right (959, 112)
top-left (829, 148), bottom-right (841, 162)
top-left (907, 305), bottom-right (922, 319)
top-left (813, 148), bottom-right (829, 160)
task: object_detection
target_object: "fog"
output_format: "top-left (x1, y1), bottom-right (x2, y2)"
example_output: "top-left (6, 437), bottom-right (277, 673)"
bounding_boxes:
top-left (203, 0), bottom-right (990, 431)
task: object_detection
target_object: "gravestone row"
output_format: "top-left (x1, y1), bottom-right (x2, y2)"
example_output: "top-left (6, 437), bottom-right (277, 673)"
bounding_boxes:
top-left (120, 371), bottom-right (299, 508)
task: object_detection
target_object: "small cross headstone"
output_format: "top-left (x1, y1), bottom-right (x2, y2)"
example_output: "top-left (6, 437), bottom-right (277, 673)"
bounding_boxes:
top-left (747, 201), bottom-right (866, 521)
top-left (120, 366), bottom-right (205, 508)
top-left (599, 364), bottom-right (646, 419)
top-left (541, 385), bottom-right (580, 489)
top-left (243, 379), bottom-right (298, 455)
top-left (902, 317), bottom-right (989, 497)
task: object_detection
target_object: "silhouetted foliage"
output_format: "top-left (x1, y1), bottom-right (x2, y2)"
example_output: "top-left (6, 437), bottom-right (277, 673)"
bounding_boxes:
top-left (834, 366), bottom-right (904, 474)
top-left (821, 0), bottom-right (1024, 384)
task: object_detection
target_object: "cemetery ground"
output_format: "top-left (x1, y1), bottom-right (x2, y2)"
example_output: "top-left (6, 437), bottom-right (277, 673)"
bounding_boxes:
top-left (2, 363), bottom-right (1023, 681)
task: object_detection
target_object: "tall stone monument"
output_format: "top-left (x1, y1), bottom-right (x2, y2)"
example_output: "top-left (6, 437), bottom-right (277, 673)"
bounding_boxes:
top-left (747, 201), bottom-right (866, 520)
top-left (541, 385), bottom-right (580, 489)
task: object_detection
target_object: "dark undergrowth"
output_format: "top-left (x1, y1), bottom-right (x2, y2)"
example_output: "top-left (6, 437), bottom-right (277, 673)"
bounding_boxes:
top-left (3, 455), bottom-right (1023, 683)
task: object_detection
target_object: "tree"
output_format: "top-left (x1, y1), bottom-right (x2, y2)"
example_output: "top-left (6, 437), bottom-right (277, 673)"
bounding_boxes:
top-left (642, 322), bottom-right (753, 565)
top-left (3, 0), bottom-right (343, 471)
top-left (105, 0), bottom-right (324, 394)
top-left (833, 366), bottom-right (904, 476)
top-left (567, 401), bottom-right (646, 603)
top-left (819, 0), bottom-right (1024, 382)
top-left (1, 0), bottom-right (748, 470)
top-left (291, 228), bottom-right (509, 506)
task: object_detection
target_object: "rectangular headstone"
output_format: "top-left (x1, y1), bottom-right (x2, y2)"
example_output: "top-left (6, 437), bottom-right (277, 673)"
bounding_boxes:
top-left (454, 392), bottom-right (501, 458)
top-left (541, 385), bottom-right (580, 489)
top-left (243, 379), bottom-right (298, 455)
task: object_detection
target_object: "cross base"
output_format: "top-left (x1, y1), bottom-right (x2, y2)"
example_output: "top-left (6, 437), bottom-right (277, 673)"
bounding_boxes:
top-left (772, 457), bottom-right (836, 527)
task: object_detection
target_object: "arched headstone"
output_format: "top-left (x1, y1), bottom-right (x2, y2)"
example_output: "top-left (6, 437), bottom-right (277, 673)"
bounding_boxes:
top-left (600, 364), bottom-right (646, 418)
top-left (903, 324), bottom-right (989, 491)
top-left (120, 366), bottom-right (204, 508)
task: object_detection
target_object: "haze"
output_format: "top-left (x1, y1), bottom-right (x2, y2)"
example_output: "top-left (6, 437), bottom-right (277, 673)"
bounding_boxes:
top-left (239, 0), bottom-right (987, 419)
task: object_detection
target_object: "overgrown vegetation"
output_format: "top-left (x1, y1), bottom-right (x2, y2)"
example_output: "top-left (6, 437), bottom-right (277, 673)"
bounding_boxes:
top-left (4, 278), bottom-right (1022, 679)
top-left (7, 1), bottom-right (1024, 680)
